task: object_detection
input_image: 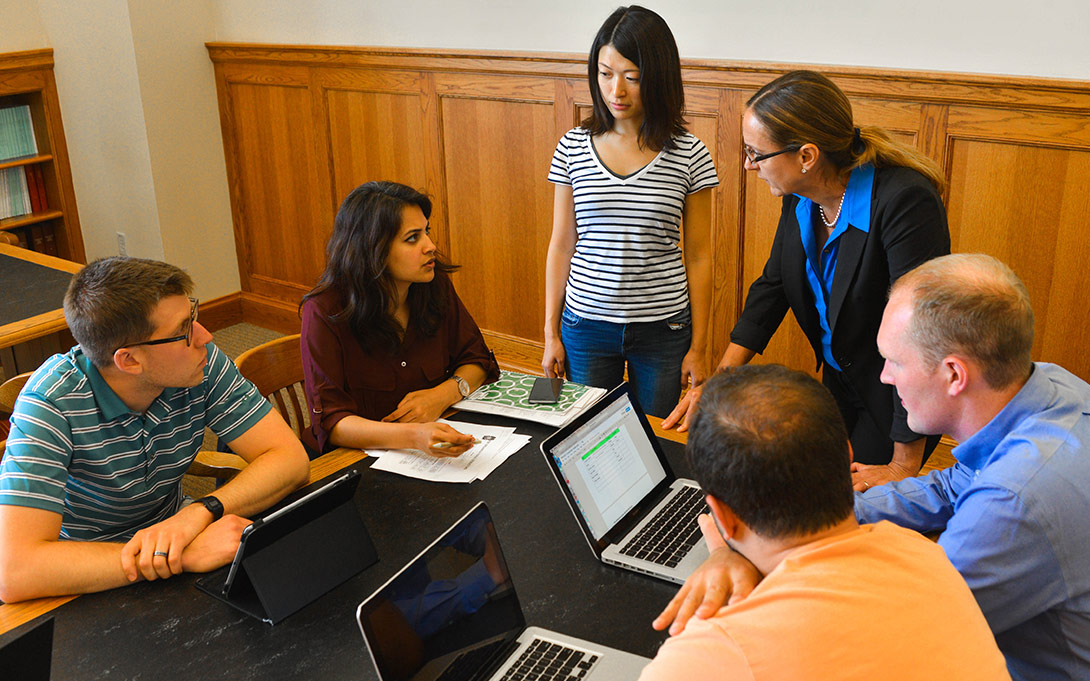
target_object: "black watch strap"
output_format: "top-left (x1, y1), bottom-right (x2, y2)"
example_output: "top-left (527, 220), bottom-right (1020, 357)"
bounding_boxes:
top-left (198, 495), bottom-right (224, 521)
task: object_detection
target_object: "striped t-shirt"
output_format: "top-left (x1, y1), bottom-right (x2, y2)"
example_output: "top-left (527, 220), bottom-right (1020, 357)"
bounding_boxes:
top-left (548, 128), bottom-right (719, 323)
top-left (0, 342), bottom-right (271, 541)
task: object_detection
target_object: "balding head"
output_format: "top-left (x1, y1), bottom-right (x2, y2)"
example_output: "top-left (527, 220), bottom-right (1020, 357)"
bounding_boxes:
top-left (890, 254), bottom-right (1034, 390)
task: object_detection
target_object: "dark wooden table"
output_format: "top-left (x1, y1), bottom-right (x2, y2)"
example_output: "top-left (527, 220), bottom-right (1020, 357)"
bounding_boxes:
top-left (0, 243), bottom-right (82, 375)
top-left (0, 413), bottom-right (691, 680)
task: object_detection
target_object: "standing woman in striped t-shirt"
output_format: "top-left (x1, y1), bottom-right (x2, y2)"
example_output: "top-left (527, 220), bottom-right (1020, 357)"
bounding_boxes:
top-left (542, 5), bottom-right (718, 417)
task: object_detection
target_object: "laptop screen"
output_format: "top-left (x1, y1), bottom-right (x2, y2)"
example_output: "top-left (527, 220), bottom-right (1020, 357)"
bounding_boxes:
top-left (358, 504), bottom-right (524, 681)
top-left (548, 391), bottom-right (668, 541)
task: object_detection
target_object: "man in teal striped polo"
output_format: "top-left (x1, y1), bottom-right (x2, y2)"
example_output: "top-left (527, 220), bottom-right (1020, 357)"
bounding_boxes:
top-left (0, 257), bottom-right (309, 602)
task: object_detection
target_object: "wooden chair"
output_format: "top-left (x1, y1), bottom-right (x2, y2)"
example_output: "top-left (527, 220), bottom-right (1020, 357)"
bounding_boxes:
top-left (0, 372), bottom-right (32, 460)
top-left (189, 334), bottom-right (308, 480)
top-left (235, 334), bottom-right (308, 438)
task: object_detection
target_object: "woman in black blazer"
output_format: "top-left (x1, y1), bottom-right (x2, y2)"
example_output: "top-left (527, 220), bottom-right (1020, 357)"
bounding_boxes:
top-left (664, 71), bottom-right (949, 491)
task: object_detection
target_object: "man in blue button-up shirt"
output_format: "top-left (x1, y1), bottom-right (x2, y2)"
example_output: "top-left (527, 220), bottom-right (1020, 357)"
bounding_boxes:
top-left (656, 253), bottom-right (1089, 680)
top-left (856, 253), bottom-right (1090, 681)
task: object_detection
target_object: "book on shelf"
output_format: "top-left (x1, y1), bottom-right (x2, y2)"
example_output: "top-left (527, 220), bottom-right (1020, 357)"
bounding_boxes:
top-left (0, 166), bottom-right (32, 219)
top-left (452, 370), bottom-right (607, 427)
top-left (0, 105), bottom-right (38, 161)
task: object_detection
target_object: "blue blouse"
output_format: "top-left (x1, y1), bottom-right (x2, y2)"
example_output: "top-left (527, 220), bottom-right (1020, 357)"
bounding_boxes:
top-left (794, 163), bottom-right (875, 371)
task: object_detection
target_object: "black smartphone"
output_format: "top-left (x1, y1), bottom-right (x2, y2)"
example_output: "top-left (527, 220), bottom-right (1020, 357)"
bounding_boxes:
top-left (528, 377), bottom-right (565, 404)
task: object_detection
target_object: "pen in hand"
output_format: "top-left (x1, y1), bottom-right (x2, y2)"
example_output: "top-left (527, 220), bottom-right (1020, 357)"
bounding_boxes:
top-left (432, 438), bottom-right (482, 449)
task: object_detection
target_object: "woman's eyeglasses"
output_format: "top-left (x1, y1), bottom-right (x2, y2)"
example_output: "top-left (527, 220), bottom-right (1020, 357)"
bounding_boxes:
top-left (743, 145), bottom-right (801, 164)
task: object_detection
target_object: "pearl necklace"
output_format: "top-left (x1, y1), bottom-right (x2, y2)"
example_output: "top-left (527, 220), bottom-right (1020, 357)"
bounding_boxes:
top-left (818, 190), bottom-right (847, 228)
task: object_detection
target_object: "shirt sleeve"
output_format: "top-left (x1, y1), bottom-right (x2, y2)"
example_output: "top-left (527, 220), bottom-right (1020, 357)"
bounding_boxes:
top-left (938, 484), bottom-right (1067, 635)
top-left (637, 617), bottom-right (755, 681)
top-left (0, 390), bottom-right (74, 515)
top-left (445, 281), bottom-right (500, 385)
top-left (202, 343), bottom-right (273, 444)
top-left (547, 130), bottom-right (575, 185)
top-left (876, 177), bottom-right (951, 442)
top-left (854, 464), bottom-right (967, 533)
top-left (729, 199), bottom-right (794, 354)
top-left (300, 297), bottom-right (358, 454)
top-left (687, 136), bottom-right (719, 194)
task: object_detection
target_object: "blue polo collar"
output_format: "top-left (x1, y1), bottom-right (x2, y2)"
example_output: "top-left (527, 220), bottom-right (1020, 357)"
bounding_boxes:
top-left (77, 349), bottom-right (178, 421)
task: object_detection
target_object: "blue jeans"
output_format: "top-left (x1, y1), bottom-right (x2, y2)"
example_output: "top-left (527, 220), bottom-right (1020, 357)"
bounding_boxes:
top-left (561, 307), bottom-right (692, 418)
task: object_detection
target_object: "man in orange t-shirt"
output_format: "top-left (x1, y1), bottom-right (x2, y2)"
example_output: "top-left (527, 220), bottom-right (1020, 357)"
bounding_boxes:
top-left (638, 364), bottom-right (1009, 681)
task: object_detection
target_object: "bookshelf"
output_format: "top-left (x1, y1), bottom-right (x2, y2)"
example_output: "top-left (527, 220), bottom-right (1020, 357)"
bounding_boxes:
top-left (0, 49), bottom-right (84, 262)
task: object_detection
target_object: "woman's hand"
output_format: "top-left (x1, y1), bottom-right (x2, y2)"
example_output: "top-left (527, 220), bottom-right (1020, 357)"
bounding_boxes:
top-left (383, 383), bottom-right (460, 424)
top-left (541, 334), bottom-right (566, 379)
top-left (680, 348), bottom-right (707, 391)
top-left (411, 422), bottom-right (475, 457)
top-left (850, 460), bottom-right (917, 492)
top-left (661, 384), bottom-right (703, 432)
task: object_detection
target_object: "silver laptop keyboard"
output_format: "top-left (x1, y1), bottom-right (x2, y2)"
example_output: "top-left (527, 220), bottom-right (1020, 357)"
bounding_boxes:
top-left (499, 638), bottom-right (598, 681)
top-left (618, 486), bottom-right (705, 567)
top-left (435, 639), bottom-right (509, 681)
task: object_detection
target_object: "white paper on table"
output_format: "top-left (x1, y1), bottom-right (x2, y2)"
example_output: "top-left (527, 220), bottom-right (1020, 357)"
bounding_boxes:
top-left (367, 421), bottom-right (527, 483)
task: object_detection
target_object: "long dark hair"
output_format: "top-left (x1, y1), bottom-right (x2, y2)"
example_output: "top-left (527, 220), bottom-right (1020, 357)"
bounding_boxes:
top-left (581, 5), bottom-right (687, 152)
top-left (302, 181), bottom-right (458, 353)
top-left (747, 70), bottom-right (945, 191)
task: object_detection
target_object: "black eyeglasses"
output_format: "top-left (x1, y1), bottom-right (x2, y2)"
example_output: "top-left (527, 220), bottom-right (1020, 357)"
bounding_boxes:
top-left (743, 145), bottom-right (801, 164)
top-left (123, 297), bottom-right (199, 350)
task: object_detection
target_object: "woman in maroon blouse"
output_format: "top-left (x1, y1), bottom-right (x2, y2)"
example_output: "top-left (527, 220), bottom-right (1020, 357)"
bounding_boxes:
top-left (300, 181), bottom-right (499, 456)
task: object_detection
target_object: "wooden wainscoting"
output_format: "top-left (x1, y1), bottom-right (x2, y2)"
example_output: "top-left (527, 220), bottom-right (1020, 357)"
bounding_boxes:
top-left (206, 44), bottom-right (1090, 384)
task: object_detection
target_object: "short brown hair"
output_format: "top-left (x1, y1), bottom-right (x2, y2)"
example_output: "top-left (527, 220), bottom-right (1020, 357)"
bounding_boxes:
top-left (64, 257), bottom-right (194, 367)
top-left (747, 70), bottom-right (945, 192)
top-left (688, 364), bottom-right (855, 539)
top-left (891, 253), bottom-right (1034, 389)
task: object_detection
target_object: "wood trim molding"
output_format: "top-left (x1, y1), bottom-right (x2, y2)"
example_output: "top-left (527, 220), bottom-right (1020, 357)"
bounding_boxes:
top-left (206, 43), bottom-right (1090, 112)
top-left (198, 292), bottom-right (243, 332)
top-left (239, 292), bottom-right (303, 335)
top-left (0, 49), bottom-right (54, 74)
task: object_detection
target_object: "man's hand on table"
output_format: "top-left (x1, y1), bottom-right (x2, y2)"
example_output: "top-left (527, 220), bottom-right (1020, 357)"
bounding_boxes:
top-left (181, 515), bottom-right (253, 573)
top-left (652, 513), bottom-right (761, 635)
top-left (121, 503), bottom-right (214, 582)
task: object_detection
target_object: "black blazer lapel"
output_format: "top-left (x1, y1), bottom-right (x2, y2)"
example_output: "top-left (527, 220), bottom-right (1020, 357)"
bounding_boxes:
top-left (827, 227), bottom-right (867, 333)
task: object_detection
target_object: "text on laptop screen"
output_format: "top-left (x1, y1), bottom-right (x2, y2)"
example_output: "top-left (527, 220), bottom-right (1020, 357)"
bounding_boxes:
top-left (359, 505), bottom-right (523, 681)
top-left (550, 392), bottom-right (667, 540)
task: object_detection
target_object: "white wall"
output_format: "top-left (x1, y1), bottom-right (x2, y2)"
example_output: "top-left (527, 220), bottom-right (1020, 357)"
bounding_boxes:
top-left (36, 0), bottom-right (167, 262)
top-left (22, 0), bottom-right (239, 300)
top-left (210, 0), bottom-right (1090, 80)
top-left (127, 0), bottom-right (239, 297)
top-left (0, 1), bottom-right (48, 53)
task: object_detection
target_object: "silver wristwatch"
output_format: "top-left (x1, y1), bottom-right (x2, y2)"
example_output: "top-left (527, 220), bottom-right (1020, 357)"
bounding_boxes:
top-left (452, 374), bottom-right (471, 399)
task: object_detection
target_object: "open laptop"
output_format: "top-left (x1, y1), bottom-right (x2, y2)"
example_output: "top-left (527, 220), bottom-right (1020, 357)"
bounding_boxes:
top-left (356, 502), bottom-right (649, 681)
top-left (540, 383), bottom-right (709, 584)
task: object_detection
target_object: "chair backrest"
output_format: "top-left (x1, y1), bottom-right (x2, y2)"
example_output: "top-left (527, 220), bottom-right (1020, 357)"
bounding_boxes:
top-left (1, 372), bottom-right (34, 461)
top-left (0, 371), bottom-right (32, 416)
top-left (234, 334), bottom-right (308, 437)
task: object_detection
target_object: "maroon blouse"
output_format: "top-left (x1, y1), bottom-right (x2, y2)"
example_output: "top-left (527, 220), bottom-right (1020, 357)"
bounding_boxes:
top-left (300, 274), bottom-right (500, 453)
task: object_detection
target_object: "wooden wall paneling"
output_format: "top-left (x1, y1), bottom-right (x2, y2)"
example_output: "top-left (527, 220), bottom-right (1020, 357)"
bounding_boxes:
top-left (918, 104), bottom-right (950, 175)
top-left (710, 89), bottom-right (745, 368)
top-left (222, 65), bottom-right (326, 302)
top-left (437, 76), bottom-right (557, 342)
top-left (206, 45), bottom-right (1090, 387)
top-left (679, 87), bottom-right (722, 374)
top-left (318, 67), bottom-right (433, 252)
top-left (944, 129), bottom-right (1090, 382)
top-left (421, 73), bottom-right (450, 257)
